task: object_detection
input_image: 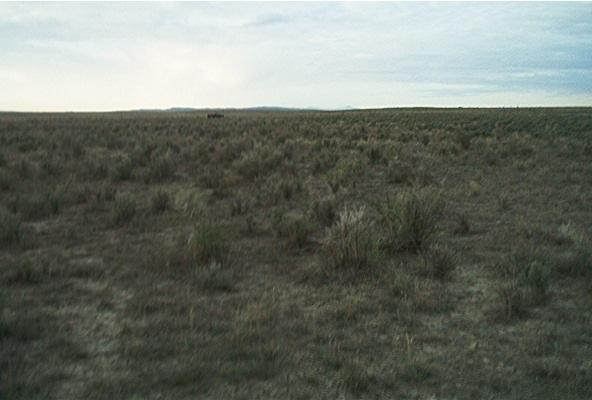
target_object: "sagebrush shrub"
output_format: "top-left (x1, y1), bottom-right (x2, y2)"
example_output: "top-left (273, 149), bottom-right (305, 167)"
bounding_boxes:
top-left (379, 188), bottom-right (443, 253)
top-left (322, 205), bottom-right (375, 273)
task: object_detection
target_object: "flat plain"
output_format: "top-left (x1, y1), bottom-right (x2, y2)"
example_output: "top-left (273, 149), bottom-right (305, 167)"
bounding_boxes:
top-left (1, 108), bottom-right (591, 399)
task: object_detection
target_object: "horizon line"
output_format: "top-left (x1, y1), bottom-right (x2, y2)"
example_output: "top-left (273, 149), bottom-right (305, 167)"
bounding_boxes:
top-left (1, 105), bottom-right (591, 114)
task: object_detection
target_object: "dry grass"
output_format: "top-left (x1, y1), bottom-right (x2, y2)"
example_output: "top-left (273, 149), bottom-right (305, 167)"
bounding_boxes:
top-left (1, 108), bottom-right (592, 400)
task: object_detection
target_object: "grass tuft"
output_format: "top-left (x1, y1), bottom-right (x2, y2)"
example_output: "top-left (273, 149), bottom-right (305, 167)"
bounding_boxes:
top-left (321, 205), bottom-right (375, 275)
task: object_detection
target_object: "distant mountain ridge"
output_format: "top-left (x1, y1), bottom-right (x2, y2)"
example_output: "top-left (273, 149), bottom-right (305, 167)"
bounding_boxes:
top-left (134, 106), bottom-right (324, 112)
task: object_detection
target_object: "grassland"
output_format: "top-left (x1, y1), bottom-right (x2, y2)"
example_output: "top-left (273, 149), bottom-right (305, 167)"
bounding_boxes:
top-left (1, 108), bottom-right (591, 399)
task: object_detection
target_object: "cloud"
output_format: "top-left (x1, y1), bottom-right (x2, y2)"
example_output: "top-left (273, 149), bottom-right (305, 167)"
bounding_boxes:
top-left (0, 2), bottom-right (591, 111)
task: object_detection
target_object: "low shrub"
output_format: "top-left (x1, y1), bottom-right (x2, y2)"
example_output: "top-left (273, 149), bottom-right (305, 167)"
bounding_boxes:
top-left (151, 189), bottom-right (170, 214)
top-left (274, 212), bottom-right (315, 251)
top-left (199, 166), bottom-right (224, 189)
top-left (311, 196), bottom-right (337, 228)
top-left (366, 144), bottom-right (384, 165)
top-left (385, 155), bottom-right (431, 186)
top-left (145, 154), bottom-right (175, 183)
top-left (275, 176), bottom-right (302, 202)
top-left (495, 280), bottom-right (526, 320)
top-left (524, 260), bottom-right (551, 297)
top-left (48, 189), bottom-right (62, 215)
top-left (386, 158), bottom-right (416, 185)
top-left (378, 187), bottom-right (444, 253)
top-left (110, 156), bottom-right (134, 182)
top-left (229, 194), bottom-right (250, 217)
top-left (382, 269), bottom-right (419, 305)
top-left (12, 192), bottom-right (58, 220)
top-left (148, 224), bottom-right (231, 283)
top-left (492, 247), bottom-right (551, 315)
top-left (340, 360), bottom-right (377, 396)
top-left (555, 223), bottom-right (592, 276)
top-left (419, 245), bottom-right (456, 280)
top-left (192, 261), bottom-right (234, 292)
top-left (0, 289), bottom-right (8, 338)
top-left (453, 212), bottom-right (471, 235)
top-left (80, 156), bottom-right (109, 180)
top-left (113, 193), bottom-right (137, 225)
top-left (0, 211), bottom-right (22, 247)
top-left (234, 145), bottom-right (283, 181)
top-left (0, 168), bottom-right (13, 191)
top-left (187, 223), bottom-right (229, 267)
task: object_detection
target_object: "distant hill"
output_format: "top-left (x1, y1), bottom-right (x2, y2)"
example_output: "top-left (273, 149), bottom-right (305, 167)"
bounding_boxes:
top-left (133, 106), bottom-right (323, 113)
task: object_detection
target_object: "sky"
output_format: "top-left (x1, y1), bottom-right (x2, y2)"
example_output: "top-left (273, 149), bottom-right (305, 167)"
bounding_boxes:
top-left (1, 2), bottom-right (591, 111)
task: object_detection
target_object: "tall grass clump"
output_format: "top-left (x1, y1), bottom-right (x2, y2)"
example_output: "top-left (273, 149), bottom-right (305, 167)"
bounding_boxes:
top-left (321, 205), bottom-right (375, 275)
top-left (378, 187), bottom-right (444, 253)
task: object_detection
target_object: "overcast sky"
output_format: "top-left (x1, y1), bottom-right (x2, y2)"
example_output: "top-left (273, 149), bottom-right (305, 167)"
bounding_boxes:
top-left (1, 2), bottom-right (591, 111)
